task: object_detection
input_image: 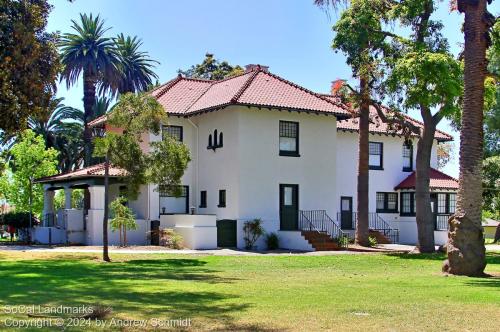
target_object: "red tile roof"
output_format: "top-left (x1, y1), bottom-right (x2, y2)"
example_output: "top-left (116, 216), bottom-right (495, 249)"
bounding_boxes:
top-left (394, 168), bottom-right (459, 190)
top-left (336, 105), bottom-right (453, 142)
top-left (35, 163), bottom-right (126, 183)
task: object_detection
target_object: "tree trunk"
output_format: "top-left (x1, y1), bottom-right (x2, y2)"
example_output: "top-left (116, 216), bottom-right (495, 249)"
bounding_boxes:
top-left (415, 113), bottom-right (436, 253)
top-left (494, 224), bottom-right (500, 243)
top-left (119, 224), bottom-right (122, 247)
top-left (443, 0), bottom-right (487, 276)
top-left (356, 76), bottom-right (370, 246)
top-left (83, 70), bottom-right (97, 167)
top-left (102, 153), bottom-right (110, 262)
top-left (123, 226), bottom-right (127, 247)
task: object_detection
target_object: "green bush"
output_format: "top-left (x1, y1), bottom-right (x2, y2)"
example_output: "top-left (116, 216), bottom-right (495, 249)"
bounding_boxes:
top-left (368, 236), bottom-right (378, 248)
top-left (0, 212), bottom-right (38, 228)
top-left (243, 218), bottom-right (265, 250)
top-left (154, 228), bottom-right (183, 249)
top-left (266, 232), bottom-right (279, 250)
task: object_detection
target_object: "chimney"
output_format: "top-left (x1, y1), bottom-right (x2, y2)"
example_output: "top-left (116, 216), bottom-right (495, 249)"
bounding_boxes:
top-left (331, 79), bottom-right (347, 96)
top-left (245, 64), bottom-right (269, 73)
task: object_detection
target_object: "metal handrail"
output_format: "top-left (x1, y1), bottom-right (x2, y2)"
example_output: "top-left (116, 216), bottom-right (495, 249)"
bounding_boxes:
top-left (299, 210), bottom-right (349, 248)
top-left (337, 212), bottom-right (400, 243)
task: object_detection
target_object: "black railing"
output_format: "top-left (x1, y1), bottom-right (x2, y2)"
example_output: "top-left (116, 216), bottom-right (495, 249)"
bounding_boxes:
top-left (299, 210), bottom-right (349, 248)
top-left (435, 215), bottom-right (451, 231)
top-left (337, 212), bottom-right (399, 243)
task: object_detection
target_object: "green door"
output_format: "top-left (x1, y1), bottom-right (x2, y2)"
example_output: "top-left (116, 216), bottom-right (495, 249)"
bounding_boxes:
top-left (280, 184), bottom-right (299, 230)
top-left (217, 219), bottom-right (237, 247)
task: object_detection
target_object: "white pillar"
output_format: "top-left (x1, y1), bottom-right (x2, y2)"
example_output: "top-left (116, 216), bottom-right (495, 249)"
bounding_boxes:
top-left (42, 186), bottom-right (55, 227)
top-left (64, 186), bottom-right (72, 209)
top-left (88, 186), bottom-right (105, 210)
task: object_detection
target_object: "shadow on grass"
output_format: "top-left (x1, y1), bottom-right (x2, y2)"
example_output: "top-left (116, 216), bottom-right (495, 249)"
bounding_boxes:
top-left (385, 252), bottom-right (500, 264)
top-left (0, 256), bottom-right (249, 328)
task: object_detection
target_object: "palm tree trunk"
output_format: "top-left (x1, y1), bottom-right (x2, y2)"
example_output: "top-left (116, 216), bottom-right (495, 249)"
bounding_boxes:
top-left (102, 153), bottom-right (110, 262)
top-left (415, 112), bottom-right (436, 253)
top-left (494, 224), bottom-right (500, 243)
top-left (444, 0), bottom-right (487, 276)
top-left (83, 70), bottom-right (97, 167)
top-left (356, 76), bottom-right (370, 246)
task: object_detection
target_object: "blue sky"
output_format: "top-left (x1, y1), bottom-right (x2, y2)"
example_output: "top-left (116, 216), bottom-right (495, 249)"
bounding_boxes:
top-left (46, 0), bottom-right (499, 177)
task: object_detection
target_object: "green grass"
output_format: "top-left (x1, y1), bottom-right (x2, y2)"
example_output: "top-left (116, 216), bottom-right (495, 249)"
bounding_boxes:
top-left (0, 251), bottom-right (499, 331)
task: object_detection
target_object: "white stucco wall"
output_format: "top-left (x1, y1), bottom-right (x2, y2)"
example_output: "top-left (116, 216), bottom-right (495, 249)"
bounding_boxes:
top-left (160, 214), bottom-right (217, 249)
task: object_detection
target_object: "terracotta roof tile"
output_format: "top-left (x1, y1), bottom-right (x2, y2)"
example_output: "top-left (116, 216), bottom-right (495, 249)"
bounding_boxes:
top-left (337, 106), bottom-right (453, 142)
top-left (35, 163), bottom-right (126, 183)
top-left (395, 168), bottom-right (459, 190)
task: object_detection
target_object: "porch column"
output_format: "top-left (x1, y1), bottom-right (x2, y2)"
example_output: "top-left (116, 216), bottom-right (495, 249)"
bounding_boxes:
top-left (88, 186), bottom-right (105, 210)
top-left (64, 186), bottom-right (72, 209)
top-left (42, 186), bottom-right (55, 226)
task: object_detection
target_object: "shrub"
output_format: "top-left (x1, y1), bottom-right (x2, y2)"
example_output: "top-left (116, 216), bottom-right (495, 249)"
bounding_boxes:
top-left (266, 232), bottom-right (279, 250)
top-left (152, 228), bottom-right (184, 249)
top-left (0, 212), bottom-right (38, 228)
top-left (243, 218), bottom-right (264, 250)
top-left (368, 236), bottom-right (378, 248)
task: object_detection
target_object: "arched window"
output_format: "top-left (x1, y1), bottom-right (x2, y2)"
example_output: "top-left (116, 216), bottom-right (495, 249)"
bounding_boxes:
top-left (218, 132), bottom-right (223, 147)
top-left (208, 134), bottom-right (212, 148)
top-left (214, 129), bottom-right (218, 146)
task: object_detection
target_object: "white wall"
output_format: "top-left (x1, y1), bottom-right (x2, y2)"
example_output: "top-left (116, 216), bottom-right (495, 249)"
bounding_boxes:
top-left (160, 214), bottom-right (217, 249)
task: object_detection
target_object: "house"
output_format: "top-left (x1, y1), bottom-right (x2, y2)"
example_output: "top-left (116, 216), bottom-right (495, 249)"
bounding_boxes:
top-left (34, 65), bottom-right (458, 250)
top-left (483, 219), bottom-right (499, 240)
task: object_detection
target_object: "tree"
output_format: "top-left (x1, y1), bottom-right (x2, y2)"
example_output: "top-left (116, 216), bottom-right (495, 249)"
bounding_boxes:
top-left (443, 0), bottom-right (495, 276)
top-left (178, 53), bottom-right (244, 80)
top-left (93, 93), bottom-right (191, 261)
top-left (59, 13), bottom-right (120, 166)
top-left (0, 0), bottom-right (60, 134)
top-left (0, 130), bottom-right (58, 219)
top-left (109, 197), bottom-right (137, 247)
top-left (316, 0), bottom-right (391, 246)
top-left (482, 155), bottom-right (500, 242)
top-left (107, 34), bottom-right (159, 94)
top-left (437, 143), bottom-right (454, 170)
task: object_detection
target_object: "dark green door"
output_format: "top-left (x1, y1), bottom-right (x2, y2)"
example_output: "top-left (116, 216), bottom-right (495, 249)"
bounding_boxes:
top-left (280, 184), bottom-right (299, 230)
top-left (217, 219), bottom-right (237, 247)
top-left (340, 197), bottom-right (353, 229)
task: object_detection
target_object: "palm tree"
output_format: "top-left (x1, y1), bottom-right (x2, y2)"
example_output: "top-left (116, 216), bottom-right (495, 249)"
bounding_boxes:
top-left (444, 0), bottom-right (494, 276)
top-left (59, 13), bottom-right (120, 166)
top-left (100, 34), bottom-right (159, 95)
top-left (28, 97), bottom-right (85, 172)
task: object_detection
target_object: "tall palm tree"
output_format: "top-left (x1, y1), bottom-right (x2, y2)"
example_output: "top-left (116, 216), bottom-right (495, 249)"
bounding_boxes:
top-left (444, 0), bottom-right (494, 276)
top-left (28, 97), bottom-right (85, 172)
top-left (59, 13), bottom-right (120, 166)
top-left (100, 34), bottom-right (159, 95)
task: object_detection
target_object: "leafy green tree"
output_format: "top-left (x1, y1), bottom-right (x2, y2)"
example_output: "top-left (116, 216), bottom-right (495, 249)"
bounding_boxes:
top-left (93, 93), bottom-right (190, 261)
top-left (0, 130), bottom-right (58, 219)
top-left (178, 53), bottom-right (244, 80)
top-left (59, 13), bottom-right (120, 166)
top-left (109, 197), bottom-right (137, 247)
top-left (316, 0), bottom-right (391, 246)
top-left (0, 0), bottom-right (60, 134)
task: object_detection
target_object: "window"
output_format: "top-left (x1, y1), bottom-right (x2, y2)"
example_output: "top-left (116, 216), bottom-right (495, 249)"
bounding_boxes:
top-left (199, 191), bottom-right (207, 208)
top-left (448, 194), bottom-right (456, 214)
top-left (218, 190), bottom-right (226, 208)
top-left (162, 125), bottom-right (183, 142)
top-left (158, 185), bottom-right (189, 215)
top-left (402, 142), bottom-right (413, 172)
top-left (376, 192), bottom-right (398, 213)
top-left (279, 121), bottom-right (299, 156)
top-left (207, 129), bottom-right (223, 150)
top-left (400, 192), bottom-right (415, 216)
top-left (437, 193), bottom-right (447, 214)
top-left (369, 142), bottom-right (383, 169)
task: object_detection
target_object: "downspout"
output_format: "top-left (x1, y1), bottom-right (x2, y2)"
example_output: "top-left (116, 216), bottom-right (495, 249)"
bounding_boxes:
top-left (187, 118), bottom-right (199, 209)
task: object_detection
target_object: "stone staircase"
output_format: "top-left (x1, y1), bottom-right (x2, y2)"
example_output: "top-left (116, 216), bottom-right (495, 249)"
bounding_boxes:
top-left (368, 229), bottom-right (391, 244)
top-left (301, 231), bottom-right (341, 251)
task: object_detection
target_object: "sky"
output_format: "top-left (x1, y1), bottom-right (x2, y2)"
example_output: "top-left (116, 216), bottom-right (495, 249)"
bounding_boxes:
top-left (47, 0), bottom-right (500, 178)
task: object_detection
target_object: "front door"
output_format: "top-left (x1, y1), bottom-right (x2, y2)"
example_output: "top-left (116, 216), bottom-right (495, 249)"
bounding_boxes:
top-left (150, 220), bottom-right (160, 245)
top-left (340, 196), bottom-right (353, 229)
top-left (280, 184), bottom-right (299, 230)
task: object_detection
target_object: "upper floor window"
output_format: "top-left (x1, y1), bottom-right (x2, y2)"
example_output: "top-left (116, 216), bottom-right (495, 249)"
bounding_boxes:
top-left (162, 125), bottom-right (183, 142)
top-left (376, 192), bottom-right (398, 213)
top-left (208, 129), bottom-right (223, 150)
top-left (279, 121), bottom-right (299, 157)
top-left (402, 141), bottom-right (413, 172)
top-left (369, 142), bottom-right (383, 170)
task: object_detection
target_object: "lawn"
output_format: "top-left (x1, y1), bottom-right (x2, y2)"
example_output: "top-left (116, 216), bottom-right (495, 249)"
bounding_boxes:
top-left (0, 251), bottom-right (498, 331)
